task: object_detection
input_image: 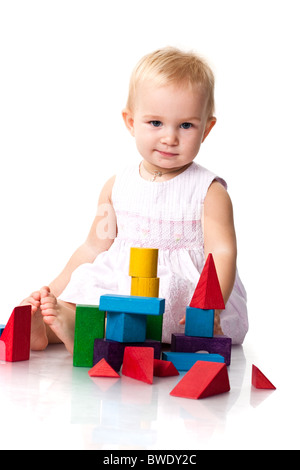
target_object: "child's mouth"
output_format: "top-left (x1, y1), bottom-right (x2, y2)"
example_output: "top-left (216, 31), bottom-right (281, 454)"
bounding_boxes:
top-left (156, 150), bottom-right (178, 157)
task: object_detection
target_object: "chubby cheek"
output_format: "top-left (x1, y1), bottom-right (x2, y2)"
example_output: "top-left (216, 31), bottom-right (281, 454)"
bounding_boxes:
top-left (181, 136), bottom-right (202, 159)
top-left (135, 131), bottom-right (155, 155)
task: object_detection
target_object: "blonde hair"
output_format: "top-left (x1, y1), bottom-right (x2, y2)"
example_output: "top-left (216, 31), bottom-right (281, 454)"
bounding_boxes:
top-left (126, 46), bottom-right (215, 117)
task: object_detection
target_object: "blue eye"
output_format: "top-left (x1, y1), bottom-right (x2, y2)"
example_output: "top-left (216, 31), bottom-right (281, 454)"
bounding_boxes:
top-left (181, 122), bottom-right (192, 129)
top-left (150, 120), bottom-right (162, 127)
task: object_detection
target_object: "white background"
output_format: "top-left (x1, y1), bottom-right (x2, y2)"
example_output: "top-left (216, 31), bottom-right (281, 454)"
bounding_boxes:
top-left (0, 0), bottom-right (299, 445)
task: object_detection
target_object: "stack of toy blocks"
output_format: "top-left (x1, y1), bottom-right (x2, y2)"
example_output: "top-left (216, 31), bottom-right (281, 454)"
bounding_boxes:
top-left (92, 248), bottom-right (165, 372)
top-left (164, 253), bottom-right (232, 369)
top-left (129, 247), bottom-right (163, 341)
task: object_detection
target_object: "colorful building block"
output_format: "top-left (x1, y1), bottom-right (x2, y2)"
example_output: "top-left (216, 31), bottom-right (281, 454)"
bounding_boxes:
top-left (88, 358), bottom-right (120, 378)
top-left (170, 361), bottom-right (230, 399)
top-left (122, 346), bottom-right (154, 384)
top-left (0, 324), bottom-right (6, 337)
top-left (130, 277), bottom-right (160, 297)
top-left (0, 305), bottom-right (31, 362)
top-left (99, 294), bottom-right (165, 316)
top-left (73, 305), bottom-right (105, 367)
top-left (162, 351), bottom-right (224, 371)
top-left (252, 365), bottom-right (276, 390)
top-left (106, 311), bottom-right (147, 343)
top-left (153, 359), bottom-right (179, 377)
top-left (185, 306), bottom-right (214, 338)
top-left (131, 275), bottom-right (163, 342)
top-left (171, 333), bottom-right (232, 366)
top-left (145, 315), bottom-right (163, 342)
top-left (190, 253), bottom-right (225, 310)
top-left (129, 247), bottom-right (158, 278)
top-left (93, 338), bottom-right (161, 372)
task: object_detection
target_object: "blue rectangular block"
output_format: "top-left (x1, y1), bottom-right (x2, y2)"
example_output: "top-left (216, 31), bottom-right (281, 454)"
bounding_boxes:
top-left (184, 306), bottom-right (214, 338)
top-left (99, 294), bottom-right (165, 316)
top-left (0, 324), bottom-right (6, 338)
top-left (106, 311), bottom-right (147, 343)
top-left (162, 351), bottom-right (224, 371)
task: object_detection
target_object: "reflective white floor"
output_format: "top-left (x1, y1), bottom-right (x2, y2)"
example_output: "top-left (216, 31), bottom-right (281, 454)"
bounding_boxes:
top-left (0, 341), bottom-right (298, 450)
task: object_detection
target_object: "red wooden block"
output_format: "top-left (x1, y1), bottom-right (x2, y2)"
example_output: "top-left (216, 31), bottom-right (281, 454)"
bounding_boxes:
top-left (170, 361), bottom-right (230, 399)
top-left (189, 253), bottom-right (225, 310)
top-left (88, 358), bottom-right (120, 378)
top-left (122, 347), bottom-right (154, 384)
top-left (252, 365), bottom-right (276, 390)
top-left (153, 359), bottom-right (179, 377)
top-left (0, 305), bottom-right (31, 362)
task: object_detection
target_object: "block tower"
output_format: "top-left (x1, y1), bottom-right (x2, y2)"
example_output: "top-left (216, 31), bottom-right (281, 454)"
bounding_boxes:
top-left (165, 253), bottom-right (232, 368)
top-left (91, 248), bottom-right (165, 372)
top-left (129, 247), bottom-right (163, 341)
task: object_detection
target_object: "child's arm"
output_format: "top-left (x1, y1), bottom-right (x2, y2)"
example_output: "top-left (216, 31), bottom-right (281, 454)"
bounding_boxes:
top-left (203, 180), bottom-right (237, 307)
top-left (48, 175), bottom-right (117, 297)
top-left (179, 180), bottom-right (237, 333)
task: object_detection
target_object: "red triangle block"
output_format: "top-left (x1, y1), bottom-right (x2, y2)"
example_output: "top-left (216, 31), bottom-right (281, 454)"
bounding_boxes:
top-left (170, 361), bottom-right (230, 399)
top-left (88, 358), bottom-right (120, 378)
top-left (122, 347), bottom-right (154, 384)
top-left (189, 253), bottom-right (225, 310)
top-left (252, 365), bottom-right (276, 390)
top-left (0, 305), bottom-right (31, 362)
top-left (153, 359), bottom-right (179, 377)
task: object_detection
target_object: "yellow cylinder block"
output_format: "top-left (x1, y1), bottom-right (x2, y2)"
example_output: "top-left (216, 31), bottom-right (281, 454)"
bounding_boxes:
top-left (131, 277), bottom-right (160, 298)
top-left (129, 247), bottom-right (158, 278)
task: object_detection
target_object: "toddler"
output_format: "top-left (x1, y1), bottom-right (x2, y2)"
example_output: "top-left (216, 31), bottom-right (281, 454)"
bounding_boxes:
top-left (21, 47), bottom-right (248, 354)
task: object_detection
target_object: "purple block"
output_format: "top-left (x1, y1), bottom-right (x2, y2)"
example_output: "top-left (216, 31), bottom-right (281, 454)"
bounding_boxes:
top-left (93, 338), bottom-right (161, 372)
top-left (171, 333), bottom-right (232, 366)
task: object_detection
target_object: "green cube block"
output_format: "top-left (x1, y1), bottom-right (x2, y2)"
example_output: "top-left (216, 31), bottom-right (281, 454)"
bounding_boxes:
top-left (73, 305), bottom-right (105, 367)
top-left (146, 315), bottom-right (163, 341)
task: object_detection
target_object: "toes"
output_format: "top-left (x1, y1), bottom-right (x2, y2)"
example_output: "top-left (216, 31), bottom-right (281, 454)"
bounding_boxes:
top-left (31, 291), bottom-right (41, 301)
top-left (40, 286), bottom-right (51, 298)
top-left (40, 302), bottom-right (55, 310)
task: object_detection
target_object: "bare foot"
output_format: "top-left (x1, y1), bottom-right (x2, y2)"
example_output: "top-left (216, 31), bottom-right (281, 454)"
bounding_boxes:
top-left (40, 287), bottom-right (75, 354)
top-left (20, 290), bottom-right (49, 351)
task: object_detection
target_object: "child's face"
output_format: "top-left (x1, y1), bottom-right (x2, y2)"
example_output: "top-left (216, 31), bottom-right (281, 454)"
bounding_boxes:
top-left (123, 81), bottom-right (216, 171)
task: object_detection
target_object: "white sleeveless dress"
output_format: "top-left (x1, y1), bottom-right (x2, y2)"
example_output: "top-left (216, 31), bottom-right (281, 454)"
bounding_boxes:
top-left (60, 162), bottom-right (248, 344)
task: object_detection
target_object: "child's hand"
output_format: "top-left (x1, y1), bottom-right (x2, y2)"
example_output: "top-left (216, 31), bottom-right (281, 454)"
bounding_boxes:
top-left (214, 309), bottom-right (224, 336)
top-left (179, 315), bottom-right (186, 325)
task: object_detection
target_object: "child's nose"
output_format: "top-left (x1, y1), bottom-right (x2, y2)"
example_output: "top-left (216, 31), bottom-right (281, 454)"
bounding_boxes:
top-left (160, 128), bottom-right (179, 146)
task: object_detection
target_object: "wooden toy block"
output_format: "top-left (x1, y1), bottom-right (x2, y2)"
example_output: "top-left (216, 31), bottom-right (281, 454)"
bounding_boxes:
top-left (122, 346), bottom-right (154, 384)
top-left (73, 305), bottom-right (105, 367)
top-left (170, 361), bottom-right (230, 399)
top-left (99, 294), bottom-right (165, 316)
top-left (106, 311), bottom-right (147, 343)
top-left (185, 306), bottom-right (214, 338)
top-left (0, 306), bottom-right (31, 362)
top-left (171, 333), bottom-right (232, 366)
top-left (130, 276), bottom-right (162, 342)
top-left (252, 365), bottom-right (276, 390)
top-left (129, 247), bottom-right (158, 278)
top-left (190, 253), bottom-right (225, 310)
top-left (145, 315), bottom-right (163, 342)
top-left (130, 276), bottom-right (160, 297)
top-left (93, 338), bottom-right (161, 372)
top-left (153, 359), bottom-right (179, 377)
top-left (88, 358), bottom-right (120, 378)
top-left (162, 351), bottom-right (224, 371)
top-left (0, 324), bottom-right (6, 337)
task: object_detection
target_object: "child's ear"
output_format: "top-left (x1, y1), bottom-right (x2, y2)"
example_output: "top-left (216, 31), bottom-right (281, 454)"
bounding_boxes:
top-left (122, 108), bottom-right (135, 136)
top-left (202, 117), bottom-right (217, 142)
